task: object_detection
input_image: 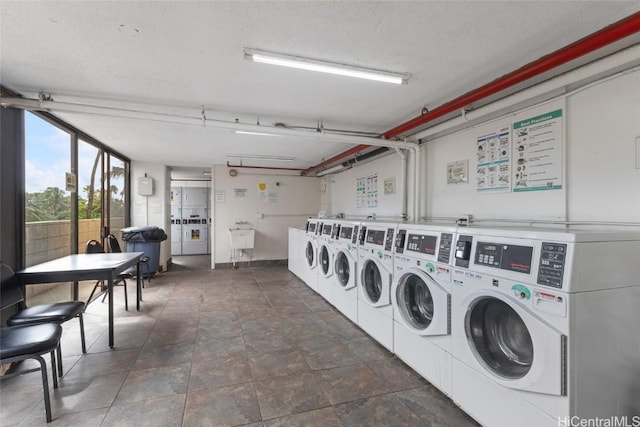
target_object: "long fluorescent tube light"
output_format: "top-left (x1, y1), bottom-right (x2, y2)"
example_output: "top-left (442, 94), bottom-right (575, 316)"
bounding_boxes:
top-left (316, 164), bottom-right (346, 176)
top-left (244, 48), bottom-right (409, 85)
top-left (227, 154), bottom-right (295, 162)
top-left (235, 130), bottom-right (282, 137)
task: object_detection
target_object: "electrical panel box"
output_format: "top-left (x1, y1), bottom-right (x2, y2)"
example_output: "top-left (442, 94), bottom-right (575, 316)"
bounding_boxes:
top-left (138, 176), bottom-right (154, 196)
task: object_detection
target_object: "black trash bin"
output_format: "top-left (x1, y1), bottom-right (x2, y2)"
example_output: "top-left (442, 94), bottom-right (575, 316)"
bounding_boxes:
top-left (121, 226), bottom-right (167, 276)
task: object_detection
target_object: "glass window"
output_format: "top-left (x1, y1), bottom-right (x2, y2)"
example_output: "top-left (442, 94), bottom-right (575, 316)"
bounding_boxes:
top-left (24, 112), bottom-right (73, 303)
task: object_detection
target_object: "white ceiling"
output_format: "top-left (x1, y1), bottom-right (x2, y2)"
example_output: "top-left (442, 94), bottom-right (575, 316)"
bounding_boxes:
top-left (2, 1), bottom-right (639, 172)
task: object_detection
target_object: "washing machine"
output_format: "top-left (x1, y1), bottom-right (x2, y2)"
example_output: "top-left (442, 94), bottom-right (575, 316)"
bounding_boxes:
top-left (317, 219), bottom-right (337, 305)
top-left (301, 218), bottom-right (321, 292)
top-left (332, 219), bottom-right (361, 324)
top-left (392, 222), bottom-right (456, 395)
top-left (357, 221), bottom-right (398, 351)
top-left (450, 226), bottom-right (640, 426)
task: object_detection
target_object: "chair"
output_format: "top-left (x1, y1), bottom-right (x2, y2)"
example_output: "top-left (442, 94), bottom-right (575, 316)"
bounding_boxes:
top-left (106, 234), bottom-right (151, 287)
top-left (1, 323), bottom-right (62, 422)
top-left (85, 239), bottom-right (128, 311)
top-left (1, 262), bottom-right (86, 376)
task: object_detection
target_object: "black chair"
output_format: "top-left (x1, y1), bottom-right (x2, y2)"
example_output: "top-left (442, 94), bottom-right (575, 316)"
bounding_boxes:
top-left (0, 323), bottom-right (62, 422)
top-left (85, 239), bottom-right (129, 311)
top-left (1, 263), bottom-right (86, 376)
top-left (106, 234), bottom-right (150, 287)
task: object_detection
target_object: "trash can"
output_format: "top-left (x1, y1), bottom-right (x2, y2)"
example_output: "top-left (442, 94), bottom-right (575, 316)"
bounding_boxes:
top-left (121, 226), bottom-right (167, 276)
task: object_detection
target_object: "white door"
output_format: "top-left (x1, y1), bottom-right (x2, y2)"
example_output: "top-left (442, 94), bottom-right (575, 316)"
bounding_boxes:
top-left (462, 290), bottom-right (566, 396)
top-left (393, 268), bottom-right (450, 336)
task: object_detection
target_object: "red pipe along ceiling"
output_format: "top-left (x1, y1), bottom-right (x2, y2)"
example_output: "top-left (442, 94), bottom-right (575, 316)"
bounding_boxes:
top-left (301, 11), bottom-right (640, 176)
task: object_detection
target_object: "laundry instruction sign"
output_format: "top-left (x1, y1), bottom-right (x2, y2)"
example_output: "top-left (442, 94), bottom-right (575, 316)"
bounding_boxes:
top-left (512, 109), bottom-right (563, 192)
top-left (476, 127), bottom-right (511, 192)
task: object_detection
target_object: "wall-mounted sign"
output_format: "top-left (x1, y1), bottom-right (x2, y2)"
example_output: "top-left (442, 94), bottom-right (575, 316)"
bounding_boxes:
top-left (384, 177), bottom-right (396, 194)
top-left (477, 127), bottom-right (511, 192)
top-left (65, 172), bottom-right (77, 192)
top-left (447, 160), bottom-right (469, 185)
top-left (214, 189), bottom-right (225, 203)
top-left (356, 174), bottom-right (378, 208)
top-left (512, 109), bottom-right (563, 192)
top-left (234, 188), bottom-right (247, 197)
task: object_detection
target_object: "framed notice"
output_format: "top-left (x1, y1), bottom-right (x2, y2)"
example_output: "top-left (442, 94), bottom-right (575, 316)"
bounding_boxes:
top-left (512, 109), bottom-right (563, 192)
top-left (476, 127), bottom-right (511, 192)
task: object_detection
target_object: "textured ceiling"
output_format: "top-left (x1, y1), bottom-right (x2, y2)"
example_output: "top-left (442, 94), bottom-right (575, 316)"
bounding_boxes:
top-left (1, 1), bottom-right (639, 170)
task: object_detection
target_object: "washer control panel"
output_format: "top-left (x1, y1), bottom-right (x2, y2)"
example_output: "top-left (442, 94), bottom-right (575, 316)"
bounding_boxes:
top-left (537, 242), bottom-right (567, 288)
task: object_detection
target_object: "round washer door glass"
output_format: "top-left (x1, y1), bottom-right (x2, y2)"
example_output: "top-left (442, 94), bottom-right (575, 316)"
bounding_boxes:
top-left (362, 260), bottom-right (382, 303)
top-left (396, 273), bottom-right (434, 330)
top-left (305, 241), bottom-right (314, 266)
top-left (335, 251), bottom-right (350, 287)
top-left (466, 297), bottom-right (533, 379)
top-left (320, 246), bottom-right (330, 274)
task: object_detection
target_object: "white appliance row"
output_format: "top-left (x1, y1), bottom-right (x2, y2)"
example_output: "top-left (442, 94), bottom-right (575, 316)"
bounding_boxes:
top-left (288, 220), bottom-right (640, 426)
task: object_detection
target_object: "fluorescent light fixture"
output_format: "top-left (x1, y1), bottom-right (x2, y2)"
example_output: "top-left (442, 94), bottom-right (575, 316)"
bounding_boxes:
top-left (235, 130), bottom-right (282, 137)
top-left (227, 154), bottom-right (295, 162)
top-left (316, 164), bottom-right (346, 176)
top-left (244, 48), bottom-right (409, 85)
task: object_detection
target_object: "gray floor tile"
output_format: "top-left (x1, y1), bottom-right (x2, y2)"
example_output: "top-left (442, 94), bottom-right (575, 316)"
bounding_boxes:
top-left (184, 383), bottom-right (261, 427)
top-left (249, 348), bottom-right (310, 380)
top-left (114, 363), bottom-right (190, 403)
top-left (189, 355), bottom-right (252, 391)
top-left (263, 407), bottom-right (344, 427)
top-left (334, 394), bottom-right (422, 426)
top-left (313, 363), bottom-right (392, 405)
top-left (102, 394), bottom-right (186, 427)
top-left (254, 372), bottom-right (331, 420)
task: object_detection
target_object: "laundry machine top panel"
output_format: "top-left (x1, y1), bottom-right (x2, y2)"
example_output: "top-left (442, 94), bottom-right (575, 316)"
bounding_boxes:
top-left (305, 218), bottom-right (321, 236)
top-left (459, 225), bottom-right (640, 243)
top-left (395, 223), bottom-right (456, 265)
top-left (334, 221), bottom-right (361, 247)
top-left (453, 226), bottom-right (640, 293)
top-left (359, 221), bottom-right (398, 252)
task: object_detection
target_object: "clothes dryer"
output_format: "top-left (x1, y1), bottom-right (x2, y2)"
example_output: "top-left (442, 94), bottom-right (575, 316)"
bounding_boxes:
top-left (317, 219), bottom-right (337, 305)
top-left (392, 223), bottom-right (456, 395)
top-left (301, 218), bottom-right (320, 292)
top-left (450, 226), bottom-right (640, 427)
top-left (332, 220), bottom-right (360, 323)
top-left (357, 221), bottom-right (397, 351)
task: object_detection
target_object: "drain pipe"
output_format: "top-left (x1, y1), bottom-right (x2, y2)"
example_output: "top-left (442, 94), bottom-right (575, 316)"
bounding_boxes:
top-left (395, 148), bottom-right (408, 220)
top-left (412, 144), bottom-right (422, 222)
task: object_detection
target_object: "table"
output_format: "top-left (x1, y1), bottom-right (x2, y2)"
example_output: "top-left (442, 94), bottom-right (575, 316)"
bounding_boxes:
top-left (18, 252), bottom-right (144, 348)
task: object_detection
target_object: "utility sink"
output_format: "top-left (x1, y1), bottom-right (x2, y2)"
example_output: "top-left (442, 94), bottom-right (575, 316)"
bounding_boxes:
top-left (228, 228), bottom-right (255, 249)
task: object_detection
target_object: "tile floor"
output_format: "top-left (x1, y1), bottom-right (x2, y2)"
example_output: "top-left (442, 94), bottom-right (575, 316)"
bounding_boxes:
top-left (1, 256), bottom-right (478, 426)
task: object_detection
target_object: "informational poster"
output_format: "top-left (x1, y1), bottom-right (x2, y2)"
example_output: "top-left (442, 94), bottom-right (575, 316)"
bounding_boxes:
top-left (476, 127), bottom-right (511, 192)
top-left (512, 109), bottom-right (563, 192)
top-left (356, 174), bottom-right (378, 208)
top-left (214, 189), bottom-right (225, 203)
top-left (234, 188), bottom-right (247, 198)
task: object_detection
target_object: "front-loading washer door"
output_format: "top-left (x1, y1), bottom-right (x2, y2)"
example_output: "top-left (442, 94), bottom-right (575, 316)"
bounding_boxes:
top-left (334, 250), bottom-right (356, 290)
top-left (305, 240), bottom-right (317, 269)
top-left (319, 244), bottom-right (333, 277)
top-left (360, 258), bottom-right (391, 307)
top-left (463, 292), bottom-right (566, 396)
top-left (394, 269), bottom-right (450, 336)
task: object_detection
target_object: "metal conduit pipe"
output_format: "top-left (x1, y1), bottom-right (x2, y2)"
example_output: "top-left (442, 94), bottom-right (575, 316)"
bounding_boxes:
top-left (301, 11), bottom-right (640, 176)
top-left (0, 97), bottom-right (417, 150)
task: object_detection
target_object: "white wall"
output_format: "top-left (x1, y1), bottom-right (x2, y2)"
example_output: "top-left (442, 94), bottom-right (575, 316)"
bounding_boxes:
top-left (130, 161), bottom-right (171, 271)
top-left (213, 166), bottom-right (321, 265)
top-left (325, 153), bottom-right (413, 220)
top-left (330, 68), bottom-right (640, 225)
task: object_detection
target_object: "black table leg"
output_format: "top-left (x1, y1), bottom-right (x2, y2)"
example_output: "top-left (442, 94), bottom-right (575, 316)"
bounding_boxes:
top-left (136, 261), bottom-right (142, 310)
top-left (108, 276), bottom-right (114, 348)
